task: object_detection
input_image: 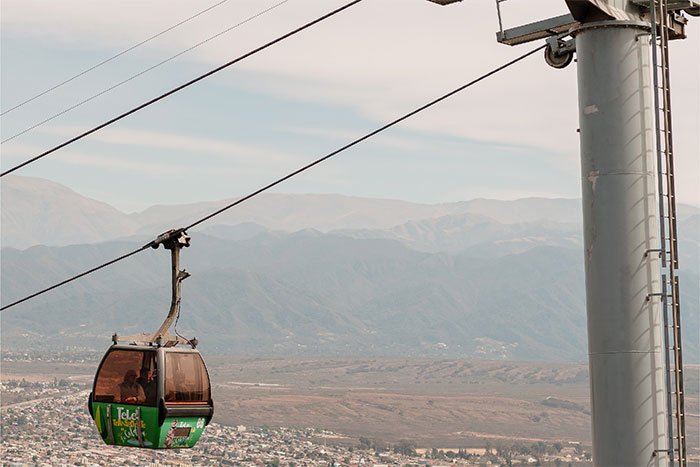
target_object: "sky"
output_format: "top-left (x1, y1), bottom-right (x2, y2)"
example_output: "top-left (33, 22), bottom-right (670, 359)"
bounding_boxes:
top-left (1, 0), bottom-right (698, 213)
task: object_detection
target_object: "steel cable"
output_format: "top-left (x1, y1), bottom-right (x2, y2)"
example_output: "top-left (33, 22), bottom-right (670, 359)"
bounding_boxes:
top-left (0, 44), bottom-right (545, 311)
top-left (0, 0), bottom-right (231, 117)
top-left (0, 0), bottom-right (364, 177)
top-left (0, 0), bottom-right (292, 144)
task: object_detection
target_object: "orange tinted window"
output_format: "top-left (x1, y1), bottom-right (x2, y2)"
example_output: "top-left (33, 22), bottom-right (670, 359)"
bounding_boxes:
top-left (164, 352), bottom-right (210, 403)
top-left (94, 349), bottom-right (154, 406)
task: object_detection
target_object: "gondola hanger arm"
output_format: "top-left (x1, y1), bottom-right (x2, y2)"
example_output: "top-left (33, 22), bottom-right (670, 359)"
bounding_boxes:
top-left (114, 229), bottom-right (194, 348)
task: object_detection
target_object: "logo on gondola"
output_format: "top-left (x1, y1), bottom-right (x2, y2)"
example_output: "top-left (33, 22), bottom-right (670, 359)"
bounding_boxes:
top-left (112, 407), bottom-right (145, 428)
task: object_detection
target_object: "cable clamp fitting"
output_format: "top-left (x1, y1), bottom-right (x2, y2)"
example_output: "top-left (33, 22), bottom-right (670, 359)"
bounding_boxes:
top-left (147, 228), bottom-right (190, 250)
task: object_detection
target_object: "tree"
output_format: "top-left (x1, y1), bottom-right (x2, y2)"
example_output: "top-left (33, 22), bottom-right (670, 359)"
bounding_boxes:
top-left (531, 441), bottom-right (546, 455)
top-left (516, 443), bottom-right (531, 455)
top-left (496, 443), bottom-right (506, 457)
top-left (501, 448), bottom-right (513, 467)
top-left (394, 439), bottom-right (417, 456)
top-left (359, 437), bottom-right (372, 450)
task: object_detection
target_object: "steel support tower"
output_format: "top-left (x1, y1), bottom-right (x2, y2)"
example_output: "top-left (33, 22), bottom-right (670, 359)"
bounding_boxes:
top-left (491, 0), bottom-right (696, 465)
top-left (576, 18), bottom-right (669, 466)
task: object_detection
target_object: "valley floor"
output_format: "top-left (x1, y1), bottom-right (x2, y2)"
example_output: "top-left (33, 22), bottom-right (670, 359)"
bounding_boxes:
top-left (2, 355), bottom-right (698, 465)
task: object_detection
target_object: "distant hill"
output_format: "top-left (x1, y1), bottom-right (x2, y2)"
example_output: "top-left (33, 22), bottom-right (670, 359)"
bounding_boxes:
top-left (0, 232), bottom-right (585, 359)
top-left (1, 176), bottom-right (475, 248)
top-left (0, 176), bottom-right (599, 250)
top-left (454, 198), bottom-right (583, 224)
top-left (332, 213), bottom-right (583, 254)
top-left (1, 176), bottom-right (697, 362)
top-left (2, 230), bottom-right (698, 362)
top-left (0, 176), bottom-right (139, 248)
top-left (132, 193), bottom-right (467, 237)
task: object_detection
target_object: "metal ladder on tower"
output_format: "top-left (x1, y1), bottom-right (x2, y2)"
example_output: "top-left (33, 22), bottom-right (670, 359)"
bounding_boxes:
top-left (649, 1), bottom-right (686, 465)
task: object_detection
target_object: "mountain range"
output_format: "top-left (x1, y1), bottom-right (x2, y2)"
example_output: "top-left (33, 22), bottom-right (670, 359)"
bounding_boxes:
top-left (1, 175), bottom-right (698, 361)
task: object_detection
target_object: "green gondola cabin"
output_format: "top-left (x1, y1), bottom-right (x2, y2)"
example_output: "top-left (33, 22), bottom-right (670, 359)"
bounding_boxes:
top-left (89, 344), bottom-right (213, 448)
top-left (88, 229), bottom-right (213, 449)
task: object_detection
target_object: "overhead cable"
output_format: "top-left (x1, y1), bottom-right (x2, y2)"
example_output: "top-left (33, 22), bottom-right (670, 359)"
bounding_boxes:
top-left (0, 0), bottom-right (364, 177)
top-left (0, 0), bottom-right (230, 117)
top-left (0, 44), bottom-right (546, 312)
top-left (0, 0), bottom-right (292, 144)
top-left (0, 246), bottom-right (153, 311)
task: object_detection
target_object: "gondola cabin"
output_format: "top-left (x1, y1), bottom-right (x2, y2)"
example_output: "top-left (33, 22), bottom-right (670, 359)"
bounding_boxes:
top-left (89, 344), bottom-right (213, 448)
top-left (88, 229), bottom-right (212, 448)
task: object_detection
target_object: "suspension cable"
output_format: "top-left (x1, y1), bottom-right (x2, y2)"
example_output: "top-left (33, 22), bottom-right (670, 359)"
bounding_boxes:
top-left (0, 246), bottom-right (152, 311)
top-left (0, 44), bottom-right (545, 312)
top-left (0, 0), bottom-right (292, 144)
top-left (0, 0), bottom-right (231, 117)
top-left (0, 0), bottom-right (364, 177)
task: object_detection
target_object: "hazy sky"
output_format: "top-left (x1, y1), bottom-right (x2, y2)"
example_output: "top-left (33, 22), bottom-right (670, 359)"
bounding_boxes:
top-left (1, 0), bottom-right (698, 212)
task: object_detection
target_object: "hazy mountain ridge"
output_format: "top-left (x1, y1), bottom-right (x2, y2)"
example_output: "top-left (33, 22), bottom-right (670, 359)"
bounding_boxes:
top-left (332, 212), bottom-right (583, 254)
top-left (2, 230), bottom-right (698, 361)
top-left (4, 176), bottom-right (695, 252)
top-left (1, 176), bottom-right (698, 362)
top-left (1, 232), bottom-right (589, 359)
top-left (1, 175), bottom-right (605, 250)
top-left (1, 176), bottom-right (140, 249)
top-left (2, 175), bottom-right (471, 248)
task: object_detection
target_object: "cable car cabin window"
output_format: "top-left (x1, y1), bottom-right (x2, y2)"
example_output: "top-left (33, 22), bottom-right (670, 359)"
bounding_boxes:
top-left (164, 352), bottom-right (210, 404)
top-left (93, 349), bottom-right (157, 406)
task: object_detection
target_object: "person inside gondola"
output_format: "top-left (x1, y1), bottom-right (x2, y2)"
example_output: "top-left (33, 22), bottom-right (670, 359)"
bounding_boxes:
top-left (117, 369), bottom-right (146, 404)
top-left (137, 368), bottom-right (157, 405)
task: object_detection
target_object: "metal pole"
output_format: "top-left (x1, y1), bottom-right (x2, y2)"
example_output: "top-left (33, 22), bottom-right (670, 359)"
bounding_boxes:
top-left (661, 274), bottom-right (676, 465)
top-left (574, 18), bottom-right (669, 467)
top-left (496, 0), bottom-right (505, 36)
top-left (154, 247), bottom-right (183, 340)
top-left (650, 0), bottom-right (668, 269)
top-left (150, 229), bottom-right (191, 344)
